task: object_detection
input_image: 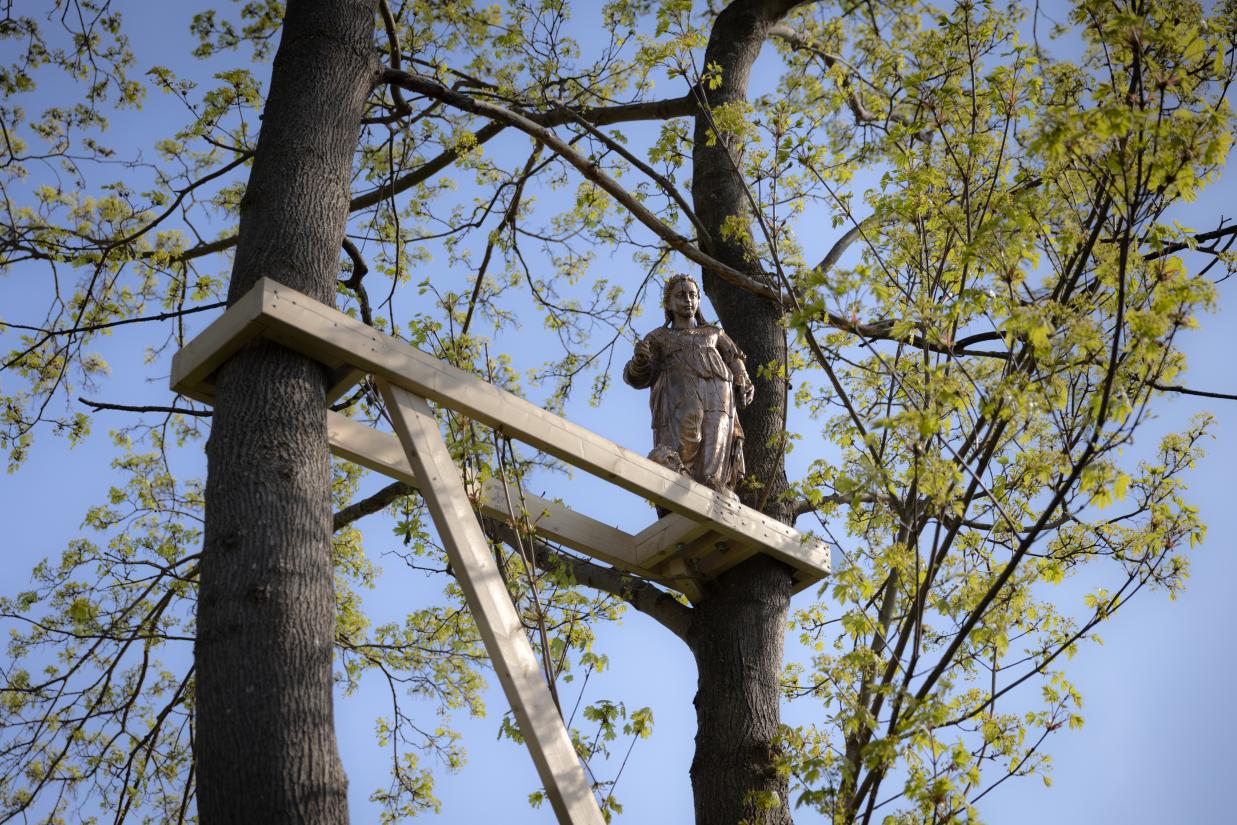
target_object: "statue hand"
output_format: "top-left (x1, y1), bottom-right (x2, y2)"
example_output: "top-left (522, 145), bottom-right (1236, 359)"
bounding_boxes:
top-left (633, 338), bottom-right (653, 363)
top-left (739, 381), bottom-right (755, 407)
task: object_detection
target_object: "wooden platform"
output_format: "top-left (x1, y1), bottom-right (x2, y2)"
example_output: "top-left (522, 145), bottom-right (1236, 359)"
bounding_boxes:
top-left (171, 278), bottom-right (832, 825)
top-left (171, 277), bottom-right (831, 596)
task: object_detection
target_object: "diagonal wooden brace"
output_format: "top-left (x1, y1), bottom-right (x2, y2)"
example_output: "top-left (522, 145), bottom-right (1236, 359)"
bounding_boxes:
top-left (377, 380), bottom-right (606, 825)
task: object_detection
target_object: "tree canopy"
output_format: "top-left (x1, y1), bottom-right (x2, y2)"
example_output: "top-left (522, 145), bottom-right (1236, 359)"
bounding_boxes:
top-left (1, 0), bottom-right (1234, 823)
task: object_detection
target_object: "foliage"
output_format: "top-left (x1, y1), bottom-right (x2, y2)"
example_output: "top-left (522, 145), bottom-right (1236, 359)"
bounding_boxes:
top-left (0, 0), bottom-right (1233, 822)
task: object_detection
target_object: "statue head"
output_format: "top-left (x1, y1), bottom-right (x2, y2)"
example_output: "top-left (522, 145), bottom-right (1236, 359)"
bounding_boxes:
top-left (662, 274), bottom-right (708, 327)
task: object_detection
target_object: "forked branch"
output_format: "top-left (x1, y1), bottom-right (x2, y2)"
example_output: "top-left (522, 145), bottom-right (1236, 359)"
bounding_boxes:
top-left (380, 70), bottom-right (786, 303)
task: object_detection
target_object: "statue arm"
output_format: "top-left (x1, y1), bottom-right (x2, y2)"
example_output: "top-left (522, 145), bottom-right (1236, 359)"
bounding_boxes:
top-left (623, 331), bottom-right (660, 389)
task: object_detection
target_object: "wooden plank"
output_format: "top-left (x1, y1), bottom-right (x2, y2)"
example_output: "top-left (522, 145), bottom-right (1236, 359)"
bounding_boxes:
top-left (686, 538), bottom-right (757, 579)
top-left (641, 523), bottom-right (826, 595)
top-left (632, 513), bottom-right (711, 568)
top-left (326, 412), bottom-right (648, 574)
top-left (649, 529), bottom-right (752, 598)
top-left (168, 287), bottom-right (362, 405)
top-left (481, 479), bottom-right (644, 574)
top-left (690, 545), bottom-right (824, 594)
top-left (214, 279), bottom-right (830, 580)
top-left (171, 279), bottom-right (830, 580)
top-left (169, 283), bottom-right (267, 403)
top-left (378, 382), bottom-right (605, 825)
top-left (325, 366), bottom-right (365, 405)
top-left (327, 411), bottom-right (826, 593)
top-left (654, 558), bottom-right (705, 604)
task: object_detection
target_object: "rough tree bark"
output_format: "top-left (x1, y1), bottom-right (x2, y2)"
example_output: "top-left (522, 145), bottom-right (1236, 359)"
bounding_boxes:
top-left (688, 1), bottom-right (805, 823)
top-left (196, 1), bottom-right (378, 822)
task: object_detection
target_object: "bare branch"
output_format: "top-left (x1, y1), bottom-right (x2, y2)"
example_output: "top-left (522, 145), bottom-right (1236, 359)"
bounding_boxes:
top-left (1143, 222), bottom-right (1237, 260)
top-left (1, 301), bottom-right (225, 338)
top-left (103, 150), bottom-right (252, 251)
top-left (1150, 382), bottom-right (1237, 401)
top-left (78, 398), bottom-right (211, 417)
top-left (172, 123), bottom-right (509, 262)
top-left (333, 479), bottom-right (411, 532)
top-left (3, 302), bottom-right (226, 372)
top-left (171, 93), bottom-right (699, 264)
top-left (340, 237), bottom-right (374, 327)
top-left (553, 103), bottom-right (712, 247)
top-left (820, 314), bottom-right (1011, 359)
top-left (792, 491), bottom-right (878, 518)
top-left (813, 215), bottom-right (880, 276)
top-left (384, 70), bottom-right (784, 303)
top-left (364, 0), bottom-right (412, 124)
top-left (354, 93), bottom-right (696, 211)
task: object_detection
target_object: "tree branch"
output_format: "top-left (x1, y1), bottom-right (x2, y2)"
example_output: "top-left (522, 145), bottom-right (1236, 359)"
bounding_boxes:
top-left (3, 302), bottom-right (226, 372)
top-left (361, 0), bottom-right (412, 125)
top-left (813, 214), bottom-right (880, 276)
top-left (552, 103), bottom-right (712, 247)
top-left (1142, 222), bottom-right (1237, 260)
top-left (792, 491), bottom-right (878, 518)
top-left (339, 237), bottom-right (374, 326)
top-left (820, 314), bottom-right (1011, 359)
top-left (769, 23), bottom-right (931, 140)
top-left (1, 301), bottom-right (225, 338)
top-left (1150, 381), bottom-right (1237, 401)
top-left (383, 70), bottom-right (784, 303)
top-left (333, 479), bottom-right (411, 532)
top-left (79, 397), bottom-right (211, 417)
top-left (172, 93), bottom-right (699, 265)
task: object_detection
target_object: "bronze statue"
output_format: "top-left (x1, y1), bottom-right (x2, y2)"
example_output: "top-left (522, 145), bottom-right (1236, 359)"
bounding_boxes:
top-left (623, 274), bottom-right (754, 495)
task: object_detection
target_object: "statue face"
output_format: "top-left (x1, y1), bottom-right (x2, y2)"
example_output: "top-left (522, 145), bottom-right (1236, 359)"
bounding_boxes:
top-left (668, 279), bottom-right (699, 323)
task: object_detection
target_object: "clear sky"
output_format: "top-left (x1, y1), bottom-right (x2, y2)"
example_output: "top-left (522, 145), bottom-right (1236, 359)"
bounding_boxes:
top-left (1, 2), bottom-right (1233, 823)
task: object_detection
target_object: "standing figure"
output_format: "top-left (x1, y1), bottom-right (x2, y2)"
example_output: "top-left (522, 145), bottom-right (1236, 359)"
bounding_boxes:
top-left (623, 274), bottom-right (755, 494)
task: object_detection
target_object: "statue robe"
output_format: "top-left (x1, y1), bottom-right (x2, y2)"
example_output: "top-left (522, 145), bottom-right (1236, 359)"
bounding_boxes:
top-left (623, 324), bottom-right (750, 493)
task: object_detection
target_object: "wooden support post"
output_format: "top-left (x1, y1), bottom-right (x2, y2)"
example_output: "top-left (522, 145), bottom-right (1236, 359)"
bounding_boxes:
top-left (377, 381), bottom-right (606, 825)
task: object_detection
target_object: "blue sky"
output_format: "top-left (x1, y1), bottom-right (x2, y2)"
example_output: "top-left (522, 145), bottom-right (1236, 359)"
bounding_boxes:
top-left (1, 2), bottom-right (1233, 823)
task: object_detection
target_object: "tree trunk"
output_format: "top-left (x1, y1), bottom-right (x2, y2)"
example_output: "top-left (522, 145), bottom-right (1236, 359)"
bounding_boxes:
top-left (688, 556), bottom-right (793, 824)
top-left (196, 2), bottom-right (377, 822)
top-left (688, 1), bottom-right (802, 823)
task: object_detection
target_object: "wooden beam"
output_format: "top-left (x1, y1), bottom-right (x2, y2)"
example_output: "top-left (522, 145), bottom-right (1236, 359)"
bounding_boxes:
top-left (632, 516), bottom-right (823, 594)
top-left (654, 558), bottom-right (705, 604)
top-left (325, 366), bottom-right (365, 405)
top-left (378, 382), bottom-right (606, 825)
top-left (326, 412), bottom-right (648, 574)
top-left (632, 512), bottom-right (711, 568)
top-left (170, 279), bottom-right (830, 582)
top-left (170, 283), bottom-right (266, 404)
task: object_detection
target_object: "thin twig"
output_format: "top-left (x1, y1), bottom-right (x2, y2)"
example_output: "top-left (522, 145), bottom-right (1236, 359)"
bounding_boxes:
top-left (1150, 382), bottom-right (1237, 401)
top-left (79, 398), bottom-right (211, 417)
top-left (381, 70), bottom-right (785, 303)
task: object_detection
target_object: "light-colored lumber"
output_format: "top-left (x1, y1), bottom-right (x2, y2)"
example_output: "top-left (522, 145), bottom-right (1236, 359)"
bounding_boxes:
top-left (326, 412), bottom-right (646, 573)
top-left (632, 513), bottom-right (711, 568)
top-left (655, 557), bottom-right (705, 604)
top-left (169, 283), bottom-right (267, 403)
top-left (481, 478), bottom-right (642, 573)
top-left (378, 382), bottom-right (605, 825)
top-left (171, 278), bottom-right (830, 583)
top-left (325, 366), bottom-right (364, 404)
